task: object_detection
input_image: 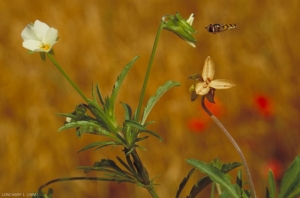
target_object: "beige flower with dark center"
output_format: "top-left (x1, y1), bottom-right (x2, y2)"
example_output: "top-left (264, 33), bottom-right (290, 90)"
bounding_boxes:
top-left (189, 56), bottom-right (235, 102)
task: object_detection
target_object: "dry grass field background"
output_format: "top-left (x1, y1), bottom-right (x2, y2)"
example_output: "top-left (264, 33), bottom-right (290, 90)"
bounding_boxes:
top-left (1, 0), bottom-right (300, 197)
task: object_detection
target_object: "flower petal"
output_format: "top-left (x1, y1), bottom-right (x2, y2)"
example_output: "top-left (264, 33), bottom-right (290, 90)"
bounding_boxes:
top-left (21, 24), bottom-right (39, 41)
top-left (195, 82), bottom-right (210, 95)
top-left (202, 56), bottom-right (215, 81)
top-left (22, 40), bottom-right (43, 52)
top-left (33, 20), bottom-right (50, 40)
top-left (42, 28), bottom-right (58, 46)
top-left (186, 13), bottom-right (194, 26)
top-left (209, 79), bottom-right (236, 89)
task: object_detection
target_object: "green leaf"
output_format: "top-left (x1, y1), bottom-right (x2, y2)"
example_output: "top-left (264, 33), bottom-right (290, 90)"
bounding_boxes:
top-left (94, 159), bottom-right (126, 174)
top-left (124, 120), bottom-right (163, 142)
top-left (47, 188), bottom-right (53, 198)
top-left (96, 84), bottom-right (105, 106)
top-left (187, 176), bottom-right (212, 198)
top-left (136, 129), bottom-right (163, 142)
top-left (40, 52), bottom-right (46, 61)
top-left (236, 170), bottom-right (243, 195)
top-left (124, 119), bottom-right (146, 130)
top-left (187, 160), bottom-right (242, 198)
top-left (116, 157), bottom-right (135, 175)
top-left (120, 102), bottom-right (132, 120)
top-left (88, 101), bottom-right (117, 132)
top-left (279, 156), bottom-right (300, 198)
top-left (221, 162), bottom-right (243, 173)
top-left (58, 121), bottom-right (121, 143)
top-left (267, 170), bottom-right (276, 198)
top-left (135, 136), bottom-right (149, 142)
top-left (108, 56), bottom-right (139, 116)
top-left (187, 159), bottom-right (239, 198)
top-left (78, 141), bottom-right (119, 152)
top-left (142, 80), bottom-right (180, 124)
top-left (176, 168), bottom-right (195, 198)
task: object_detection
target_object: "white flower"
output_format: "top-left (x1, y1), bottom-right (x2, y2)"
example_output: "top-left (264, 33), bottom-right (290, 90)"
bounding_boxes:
top-left (21, 20), bottom-right (58, 52)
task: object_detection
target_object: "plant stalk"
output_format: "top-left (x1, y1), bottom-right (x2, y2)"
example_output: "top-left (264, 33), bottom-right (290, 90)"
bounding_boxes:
top-left (38, 176), bottom-right (134, 193)
top-left (201, 96), bottom-right (257, 198)
top-left (124, 148), bottom-right (159, 198)
top-left (46, 53), bottom-right (90, 103)
top-left (135, 21), bottom-right (164, 121)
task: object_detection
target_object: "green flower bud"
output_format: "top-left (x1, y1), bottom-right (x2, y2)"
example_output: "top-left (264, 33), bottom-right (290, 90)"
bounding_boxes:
top-left (162, 13), bottom-right (197, 47)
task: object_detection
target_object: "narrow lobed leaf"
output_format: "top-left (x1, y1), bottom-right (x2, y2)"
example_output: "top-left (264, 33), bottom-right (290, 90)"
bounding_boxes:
top-left (176, 168), bottom-right (195, 198)
top-left (142, 80), bottom-right (180, 124)
top-left (186, 159), bottom-right (239, 198)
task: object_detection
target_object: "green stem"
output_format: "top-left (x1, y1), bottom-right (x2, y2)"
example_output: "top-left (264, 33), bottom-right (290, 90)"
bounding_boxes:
top-left (46, 53), bottom-right (89, 103)
top-left (38, 176), bottom-right (134, 193)
top-left (201, 96), bottom-right (257, 198)
top-left (135, 21), bottom-right (164, 121)
top-left (146, 185), bottom-right (159, 198)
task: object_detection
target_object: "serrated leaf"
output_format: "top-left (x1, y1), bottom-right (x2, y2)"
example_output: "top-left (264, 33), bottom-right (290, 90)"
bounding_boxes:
top-left (78, 141), bottom-right (119, 152)
top-left (108, 56), bottom-right (139, 115)
top-left (279, 156), bottom-right (300, 198)
top-left (187, 159), bottom-right (239, 198)
top-left (267, 170), bottom-right (276, 198)
top-left (141, 81), bottom-right (180, 124)
top-left (58, 121), bottom-right (121, 142)
top-left (176, 168), bottom-right (195, 198)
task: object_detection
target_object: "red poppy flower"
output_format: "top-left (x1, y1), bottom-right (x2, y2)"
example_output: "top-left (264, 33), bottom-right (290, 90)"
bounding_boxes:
top-left (254, 94), bottom-right (273, 117)
top-left (187, 118), bottom-right (207, 133)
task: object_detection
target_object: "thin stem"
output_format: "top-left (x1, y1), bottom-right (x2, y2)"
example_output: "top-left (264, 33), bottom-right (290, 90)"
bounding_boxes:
top-left (135, 21), bottom-right (164, 121)
top-left (38, 177), bottom-right (131, 193)
top-left (146, 185), bottom-right (159, 198)
top-left (201, 96), bottom-right (257, 198)
top-left (46, 53), bottom-right (90, 103)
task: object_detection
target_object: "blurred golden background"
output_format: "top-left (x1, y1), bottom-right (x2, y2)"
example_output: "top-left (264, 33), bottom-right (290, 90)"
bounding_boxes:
top-left (1, 0), bottom-right (300, 197)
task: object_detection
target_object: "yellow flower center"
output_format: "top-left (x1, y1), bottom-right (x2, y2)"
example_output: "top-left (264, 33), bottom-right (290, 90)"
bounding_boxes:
top-left (40, 43), bottom-right (50, 51)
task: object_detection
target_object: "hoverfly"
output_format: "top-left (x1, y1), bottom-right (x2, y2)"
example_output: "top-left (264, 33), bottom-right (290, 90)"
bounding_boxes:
top-left (205, 24), bottom-right (237, 34)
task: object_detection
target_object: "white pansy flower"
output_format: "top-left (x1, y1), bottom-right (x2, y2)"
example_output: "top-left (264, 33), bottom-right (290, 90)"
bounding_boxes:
top-left (21, 20), bottom-right (58, 52)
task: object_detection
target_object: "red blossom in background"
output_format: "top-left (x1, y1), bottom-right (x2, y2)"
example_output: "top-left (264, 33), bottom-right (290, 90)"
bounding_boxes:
top-left (261, 159), bottom-right (283, 180)
top-left (254, 94), bottom-right (274, 117)
top-left (187, 118), bottom-right (207, 133)
top-left (187, 98), bottom-right (224, 133)
top-left (203, 98), bottom-right (224, 117)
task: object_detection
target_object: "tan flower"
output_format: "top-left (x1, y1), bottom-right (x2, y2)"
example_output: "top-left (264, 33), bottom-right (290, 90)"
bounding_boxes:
top-left (189, 56), bottom-right (235, 102)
